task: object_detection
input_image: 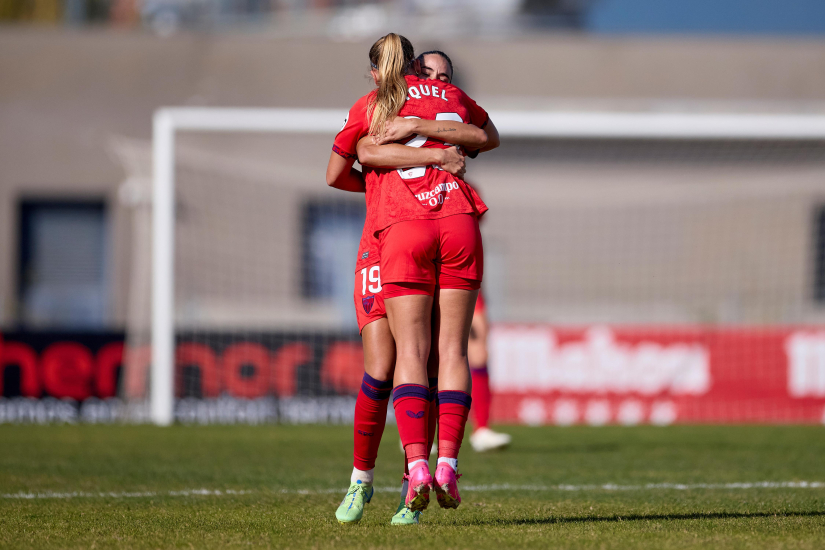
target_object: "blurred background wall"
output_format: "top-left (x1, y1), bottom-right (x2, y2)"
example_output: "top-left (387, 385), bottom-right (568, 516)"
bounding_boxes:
top-left (3, 40), bottom-right (825, 331)
top-left (2, 0), bottom-right (825, 422)
top-left (1, 0), bottom-right (825, 332)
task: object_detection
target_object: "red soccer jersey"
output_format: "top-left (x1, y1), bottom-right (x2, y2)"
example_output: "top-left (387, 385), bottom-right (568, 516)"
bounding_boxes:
top-left (333, 76), bottom-right (490, 271)
top-left (362, 75), bottom-right (489, 234)
top-left (333, 94), bottom-right (370, 161)
top-left (333, 93), bottom-right (380, 272)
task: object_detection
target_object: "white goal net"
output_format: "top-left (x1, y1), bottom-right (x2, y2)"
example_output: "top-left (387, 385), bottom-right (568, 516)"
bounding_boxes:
top-left (118, 109), bottom-right (825, 426)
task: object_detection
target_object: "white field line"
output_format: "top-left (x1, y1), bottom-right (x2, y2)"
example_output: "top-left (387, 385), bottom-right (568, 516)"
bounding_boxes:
top-left (3, 489), bottom-right (254, 500)
top-left (3, 481), bottom-right (824, 500)
top-left (372, 481), bottom-right (825, 494)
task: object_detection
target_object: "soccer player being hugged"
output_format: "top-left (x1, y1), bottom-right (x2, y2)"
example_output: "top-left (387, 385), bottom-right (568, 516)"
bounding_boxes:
top-left (325, 34), bottom-right (498, 524)
top-left (359, 36), bottom-right (499, 515)
top-left (379, 52), bottom-right (511, 452)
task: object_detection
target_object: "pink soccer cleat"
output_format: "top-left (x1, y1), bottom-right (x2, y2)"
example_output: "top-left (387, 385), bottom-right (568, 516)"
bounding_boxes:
top-left (403, 462), bottom-right (432, 512)
top-left (433, 463), bottom-right (462, 509)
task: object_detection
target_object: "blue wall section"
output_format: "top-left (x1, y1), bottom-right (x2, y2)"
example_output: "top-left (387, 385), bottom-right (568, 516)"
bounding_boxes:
top-left (586, 0), bottom-right (825, 35)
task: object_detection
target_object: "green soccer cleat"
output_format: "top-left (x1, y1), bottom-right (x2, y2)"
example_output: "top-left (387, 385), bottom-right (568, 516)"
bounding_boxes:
top-left (335, 481), bottom-right (374, 524)
top-left (390, 501), bottom-right (421, 525)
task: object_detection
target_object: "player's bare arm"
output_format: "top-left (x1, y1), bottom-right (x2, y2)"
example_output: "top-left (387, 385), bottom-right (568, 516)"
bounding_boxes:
top-left (478, 119), bottom-right (500, 152)
top-left (356, 136), bottom-right (466, 178)
top-left (325, 151), bottom-right (367, 193)
top-left (374, 116), bottom-right (488, 149)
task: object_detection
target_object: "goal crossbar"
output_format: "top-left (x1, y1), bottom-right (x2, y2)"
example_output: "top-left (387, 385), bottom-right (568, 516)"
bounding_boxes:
top-left (151, 107), bottom-right (825, 425)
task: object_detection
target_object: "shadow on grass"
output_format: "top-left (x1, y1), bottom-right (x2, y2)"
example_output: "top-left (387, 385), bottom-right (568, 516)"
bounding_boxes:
top-left (480, 510), bottom-right (825, 526)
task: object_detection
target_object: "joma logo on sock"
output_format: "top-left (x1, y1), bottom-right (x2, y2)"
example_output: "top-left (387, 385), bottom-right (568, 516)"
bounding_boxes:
top-left (357, 430), bottom-right (374, 436)
top-left (406, 410), bottom-right (425, 419)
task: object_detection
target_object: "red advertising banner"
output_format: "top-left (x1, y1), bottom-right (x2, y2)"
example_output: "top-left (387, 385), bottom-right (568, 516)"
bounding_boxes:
top-left (0, 331), bottom-right (364, 402)
top-left (3, 327), bottom-right (825, 425)
top-left (488, 325), bottom-right (825, 425)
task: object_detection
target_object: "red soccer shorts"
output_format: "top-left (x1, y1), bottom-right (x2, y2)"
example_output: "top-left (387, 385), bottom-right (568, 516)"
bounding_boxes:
top-left (379, 213), bottom-right (483, 295)
top-left (354, 263), bottom-right (386, 333)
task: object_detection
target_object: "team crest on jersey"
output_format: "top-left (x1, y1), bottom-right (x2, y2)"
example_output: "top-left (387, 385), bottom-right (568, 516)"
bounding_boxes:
top-left (362, 295), bottom-right (375, 314)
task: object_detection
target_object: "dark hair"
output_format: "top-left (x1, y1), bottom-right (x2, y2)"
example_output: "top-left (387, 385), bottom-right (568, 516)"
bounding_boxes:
top-left (416, 50), bottom-right (454, 80)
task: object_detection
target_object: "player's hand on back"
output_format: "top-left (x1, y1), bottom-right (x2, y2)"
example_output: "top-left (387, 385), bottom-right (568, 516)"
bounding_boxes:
top-left (373, 117), bottom-right (418, 145)
top-left (439, 145), bottom-right (466, 178)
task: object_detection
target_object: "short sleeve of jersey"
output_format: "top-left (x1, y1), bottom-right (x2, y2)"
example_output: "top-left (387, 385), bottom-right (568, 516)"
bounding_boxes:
top-left (457, 89), bottom-right (489, 129)
top-left (333, 94), bottom-right (371, 160)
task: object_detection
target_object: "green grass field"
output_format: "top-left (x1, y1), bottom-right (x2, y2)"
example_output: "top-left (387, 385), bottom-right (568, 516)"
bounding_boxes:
top-left (2, 424), bottom-right (824, 549)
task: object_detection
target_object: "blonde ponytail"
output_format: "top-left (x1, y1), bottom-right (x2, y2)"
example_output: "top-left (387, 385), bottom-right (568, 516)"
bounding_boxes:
top-left (367, 33), bottom-right (415, 137)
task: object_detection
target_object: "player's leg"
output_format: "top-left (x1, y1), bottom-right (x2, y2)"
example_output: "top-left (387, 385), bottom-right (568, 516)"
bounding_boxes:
top-left (398, 304), bottom-right (440, 458)
top-left (386, 290), bottom-right (433, 512)
top-left (468, 299), bottom-right (511, 452)
top-left (427, 353), bottom-right (439, 456)
top-left (336, 268), bottom-right (393, 525)
top-left (431, 213), bottom-right (484, 509)
top-left (352, 318), bottom-right (394, 480)
top-left (392, 296), bottom-right (439, 525)
top-left (381, 219), bottom-right (438, 512)
top-left (422, 284), bottom-right (440, 456)
top-left (361, 315), bottom-right (420, 526)
top-left (341, 263), bottom-right (423, 525)
top-left (432, 285), bottom-right (476, 509)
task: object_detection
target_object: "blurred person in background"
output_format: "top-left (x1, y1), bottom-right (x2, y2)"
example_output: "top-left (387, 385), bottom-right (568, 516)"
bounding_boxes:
top-left (467, 285), bottom-right (511, 451)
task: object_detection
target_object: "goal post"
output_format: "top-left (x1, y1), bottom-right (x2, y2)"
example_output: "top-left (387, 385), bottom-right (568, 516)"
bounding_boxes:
top-left (150, 108), bottom-right (346, 425)
top-left (148, 107), bottom-right (825, 426)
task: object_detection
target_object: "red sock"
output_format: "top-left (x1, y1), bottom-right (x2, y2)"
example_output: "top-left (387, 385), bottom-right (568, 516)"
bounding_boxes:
top-left (427, 378), bottom-right (438, 454)
top-left (393, 384), bottom-right (430, 464)
top-left (438, 391), bottom-right (472, 459)
top-left (353, 373), bottom-right (392, 471)
top-left (470, 366), bottom-right (491, 430)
